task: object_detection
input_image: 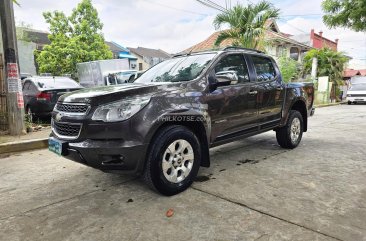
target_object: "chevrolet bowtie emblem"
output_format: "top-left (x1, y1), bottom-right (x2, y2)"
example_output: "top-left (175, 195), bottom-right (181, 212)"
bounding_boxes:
top-left (55, 113), bottom-right (63, 122)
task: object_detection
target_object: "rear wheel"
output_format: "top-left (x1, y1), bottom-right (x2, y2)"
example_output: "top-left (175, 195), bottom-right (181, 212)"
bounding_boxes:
top-left (143, 125), bottom-right (201, 196)
top-left (276, 110), bottom-right (303, 149)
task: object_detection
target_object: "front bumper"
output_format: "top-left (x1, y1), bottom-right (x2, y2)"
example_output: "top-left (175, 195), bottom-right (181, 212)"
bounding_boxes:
top-left (51, 136), bottom-right (148, 174)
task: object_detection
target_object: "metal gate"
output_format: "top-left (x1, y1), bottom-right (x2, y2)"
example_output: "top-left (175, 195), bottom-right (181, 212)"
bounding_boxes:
top-left (0, 54), bottom-right (8, 131)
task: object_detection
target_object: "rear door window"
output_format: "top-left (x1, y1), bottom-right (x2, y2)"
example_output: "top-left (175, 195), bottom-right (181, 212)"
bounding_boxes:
top-left (251, 56), bottom-right (277, 82)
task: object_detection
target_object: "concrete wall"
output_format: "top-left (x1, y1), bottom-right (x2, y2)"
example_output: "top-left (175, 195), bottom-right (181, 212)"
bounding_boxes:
top-left (17, 40), bottom-right (37, 75)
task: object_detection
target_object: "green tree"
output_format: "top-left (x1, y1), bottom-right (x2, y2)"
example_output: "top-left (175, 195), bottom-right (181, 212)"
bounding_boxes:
top-left (213, 1), bottom-right (280, 50)
top-left (322, 0), bottom-right (366, 32)
top-left (35, 0), bottom-right (112, 77)
top-left (278, 56), bottom-right (301, 83)
top-left (303, 48), bottom-right (348, 100)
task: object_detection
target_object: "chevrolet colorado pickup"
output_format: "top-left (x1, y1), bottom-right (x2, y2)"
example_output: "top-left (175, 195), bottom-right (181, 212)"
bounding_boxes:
top-left (49, 47), bottom-right (315, 195)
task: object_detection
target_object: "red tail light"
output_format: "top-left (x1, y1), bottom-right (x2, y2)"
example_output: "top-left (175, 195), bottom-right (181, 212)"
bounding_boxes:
top-left (36, 92), bottom-right (51, 101)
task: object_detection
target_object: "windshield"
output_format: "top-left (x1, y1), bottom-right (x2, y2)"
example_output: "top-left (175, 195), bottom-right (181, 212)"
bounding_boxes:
top-left (349, 84), bottom-right (366, 91)
top-left (36, 77), bottom-right (81, 90)
top-left (135, 53), bottom-right (216, 83)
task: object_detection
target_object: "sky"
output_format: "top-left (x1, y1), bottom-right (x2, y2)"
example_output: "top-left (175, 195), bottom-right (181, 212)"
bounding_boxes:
top-left (13, 0), bottom-right (366, 69)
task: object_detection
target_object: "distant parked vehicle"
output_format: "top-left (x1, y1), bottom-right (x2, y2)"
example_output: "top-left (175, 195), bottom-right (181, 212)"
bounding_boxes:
top-left (77, 59), bottom-right (137, 87)
top-left (23, 76), bottom-right (83, 118)
top-left (347, 84), bottom-right (366, 104)
top-left (106, 70), bottom-right (138, 85)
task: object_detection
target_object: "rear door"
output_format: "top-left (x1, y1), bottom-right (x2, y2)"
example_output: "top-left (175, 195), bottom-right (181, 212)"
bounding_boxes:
top-left (206, 53), bottom-right (258, 142)
top-left (248, 55), bottom-right (285, 125)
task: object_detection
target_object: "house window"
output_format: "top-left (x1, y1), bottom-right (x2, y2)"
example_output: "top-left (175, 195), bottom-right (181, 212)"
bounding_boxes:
top-left (290, 47), bottom-right (299, 61)
top-left (139, 63), bottom-right (143, 71)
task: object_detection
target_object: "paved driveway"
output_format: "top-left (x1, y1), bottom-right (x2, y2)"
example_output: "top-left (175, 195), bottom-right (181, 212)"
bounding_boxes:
top-left (1, 105), bottom-right (365, 241)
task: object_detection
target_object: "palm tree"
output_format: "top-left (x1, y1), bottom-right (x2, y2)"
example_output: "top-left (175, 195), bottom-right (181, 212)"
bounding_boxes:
top-left (213, 1), bottom-right (280, 50)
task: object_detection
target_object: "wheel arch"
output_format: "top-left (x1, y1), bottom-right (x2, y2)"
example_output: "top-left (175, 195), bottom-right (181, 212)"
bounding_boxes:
top-left (145, 118), bottom-right (210, 170)
top-left (290, 99), bottom-right (308, 132)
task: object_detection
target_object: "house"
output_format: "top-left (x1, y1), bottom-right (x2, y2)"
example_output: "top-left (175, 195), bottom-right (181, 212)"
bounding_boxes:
top-left (105, 41), bottom-right (137, 69)
top-left (290, 29), bottom-right (338, 51)
top-left (128, 47), bottom-right (171, 71)
top-left (16, 28), bottom-right (139, 73)
top-left (16, 28), bottom-right (51, 75)
top-left (20, 28), bottom-right (51, 51)
top-left (343, 68), bottom-right (366, 79)
top-left (182, 20), bottom-right (312, 63)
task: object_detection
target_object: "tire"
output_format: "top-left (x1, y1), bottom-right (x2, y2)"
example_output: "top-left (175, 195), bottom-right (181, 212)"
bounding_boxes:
top-left (143, 125), bottom-right (201, 196)
top-left (348, 101), bottom-right (352, 105)
top-left (276, 110), bottom-right (303, 149)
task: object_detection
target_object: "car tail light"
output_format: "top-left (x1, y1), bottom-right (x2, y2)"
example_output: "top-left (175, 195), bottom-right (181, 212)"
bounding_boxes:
top-left (36, 92), bottom-right (51, 101)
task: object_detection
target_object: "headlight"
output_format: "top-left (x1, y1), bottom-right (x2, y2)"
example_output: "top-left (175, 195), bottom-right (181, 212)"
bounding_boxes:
top-left (347, 94), bottom-right (351, 97)
top-left (92, 96), bottom-right (151, 122)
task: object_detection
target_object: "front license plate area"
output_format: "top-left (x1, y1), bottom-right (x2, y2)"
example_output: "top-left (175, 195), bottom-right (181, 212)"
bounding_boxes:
top-left (48, 137), bottom-right (67, 155)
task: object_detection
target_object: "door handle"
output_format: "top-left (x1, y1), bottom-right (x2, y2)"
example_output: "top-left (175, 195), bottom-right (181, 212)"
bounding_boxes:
top-left (249, 90), bottom-right (258, 95)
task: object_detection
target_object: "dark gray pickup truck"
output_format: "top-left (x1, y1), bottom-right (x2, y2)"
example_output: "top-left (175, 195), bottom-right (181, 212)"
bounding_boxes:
top-left (49, 47), bottom-right (315, 195)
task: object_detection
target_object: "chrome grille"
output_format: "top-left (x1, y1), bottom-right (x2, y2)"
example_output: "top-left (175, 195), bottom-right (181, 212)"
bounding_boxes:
top-left (52, 120), bottom-right (82, 139)
top-left (55, 103), bottom-right (89, 114)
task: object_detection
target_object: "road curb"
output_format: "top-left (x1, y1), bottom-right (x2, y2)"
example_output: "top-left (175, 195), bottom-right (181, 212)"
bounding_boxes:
top-left (315, 102), bottom-right (342, 108)
top-left (0, 138), bottom-right (48, 154)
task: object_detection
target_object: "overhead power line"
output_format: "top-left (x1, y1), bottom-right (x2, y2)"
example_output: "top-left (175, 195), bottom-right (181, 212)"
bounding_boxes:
top-left (141, 0), bottom-right (208, 16)
top-left (281, 14), bottom-right (323, 17)
top-left (195, 0), bottom-right (227, 12)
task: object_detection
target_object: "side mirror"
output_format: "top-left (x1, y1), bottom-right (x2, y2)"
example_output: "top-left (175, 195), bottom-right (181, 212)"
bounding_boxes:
top-left (215, 70), bottom-right (238, 86)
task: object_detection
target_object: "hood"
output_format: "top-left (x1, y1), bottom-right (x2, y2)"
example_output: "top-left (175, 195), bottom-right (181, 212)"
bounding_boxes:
top-left (58, 83), bottom-right (170, 104)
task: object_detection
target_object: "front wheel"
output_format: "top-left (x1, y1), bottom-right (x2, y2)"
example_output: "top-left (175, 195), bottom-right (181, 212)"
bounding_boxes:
top-left (276, 110), bottom-right (304, 149)
top-left (143, 125), bottom-right (201, 196)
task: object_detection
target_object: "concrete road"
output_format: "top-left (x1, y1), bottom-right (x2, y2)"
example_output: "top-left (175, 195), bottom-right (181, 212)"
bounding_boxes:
top-left (1, 105), bottom-right (366, 241)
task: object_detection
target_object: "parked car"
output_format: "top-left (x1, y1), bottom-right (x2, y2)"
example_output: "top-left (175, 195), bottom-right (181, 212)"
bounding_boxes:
top-left (49, 47), bottom-right (315, 195)
top-left (23, 76), bottom-right (83, 118)
top-left (346, 84), bottom-right (366, 104)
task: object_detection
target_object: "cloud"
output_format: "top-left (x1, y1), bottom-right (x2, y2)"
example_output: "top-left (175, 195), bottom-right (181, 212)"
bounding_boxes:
top-left (13, 0), bottom-right (366, 68)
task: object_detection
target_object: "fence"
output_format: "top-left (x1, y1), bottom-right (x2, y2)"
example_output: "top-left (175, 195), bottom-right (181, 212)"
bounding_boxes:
top-left (0, 54), bottom-right (8, 131)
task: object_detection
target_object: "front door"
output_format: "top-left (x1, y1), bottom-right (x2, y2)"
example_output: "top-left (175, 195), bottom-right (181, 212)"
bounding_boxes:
top-left (206, 53), bottom-right (258, 143)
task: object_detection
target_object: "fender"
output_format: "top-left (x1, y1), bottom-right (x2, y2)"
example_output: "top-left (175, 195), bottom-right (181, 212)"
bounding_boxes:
top-left (143, 108), bottom-right (212, 171)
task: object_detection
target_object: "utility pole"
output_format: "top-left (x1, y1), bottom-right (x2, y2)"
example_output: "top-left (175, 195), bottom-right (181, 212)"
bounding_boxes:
top-left (0, 0), bottom-right (25, 135)
top-left (311, 57), bottom-right (317, 81)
